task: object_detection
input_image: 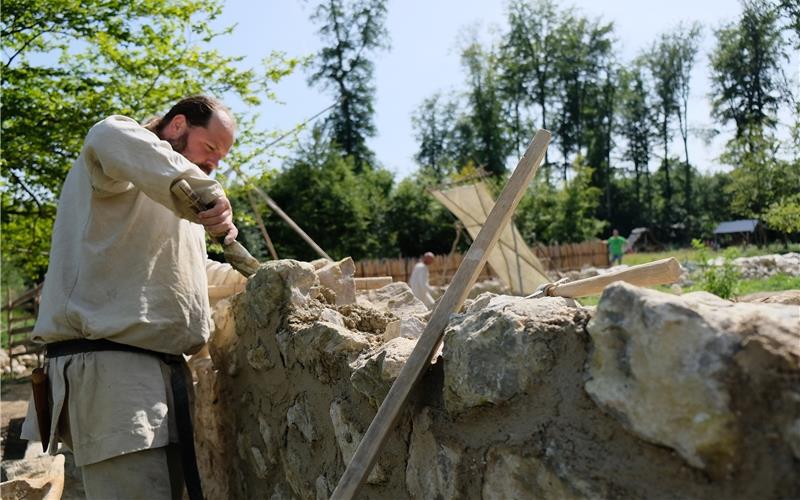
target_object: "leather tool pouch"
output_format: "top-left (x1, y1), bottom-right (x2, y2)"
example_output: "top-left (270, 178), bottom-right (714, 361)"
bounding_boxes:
top-left (31, 367), bottom-right (52, 452)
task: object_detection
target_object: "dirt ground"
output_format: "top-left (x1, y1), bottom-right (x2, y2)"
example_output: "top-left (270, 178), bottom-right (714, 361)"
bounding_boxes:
top-left (1, 377), bottom-right (31, 461)
top-left (1, 377), bottom-right (85, 499)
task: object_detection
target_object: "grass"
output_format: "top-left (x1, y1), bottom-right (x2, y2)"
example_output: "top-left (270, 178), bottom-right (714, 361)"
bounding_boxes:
top-left (621, 242), bottom-right (800, 267)
top-left (576, 244), bottom-right (800, 306)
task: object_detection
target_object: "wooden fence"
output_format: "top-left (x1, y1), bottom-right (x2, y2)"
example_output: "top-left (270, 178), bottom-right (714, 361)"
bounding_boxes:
top-left (354, 240), bottom-right (609, 285)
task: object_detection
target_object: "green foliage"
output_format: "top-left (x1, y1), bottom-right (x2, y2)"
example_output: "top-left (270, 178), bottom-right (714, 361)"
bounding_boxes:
top-left (517, 178), bottom-right (558, 245)
top-left (460, 41), bottom-right (511, 176)
top-left (517, 157), bottom-right (604, 244)
top-left (386, 178), bottom-right (457, 257)
top-left (411, 93), bottom-right (459, 181)
top-left (307, 0), bottom-right (389, 171)
top-left (723, 133), bottom-right (800, 218)
top-left (1, 0), bottom-right (298, 284)
top-left (691, 239), bottom-right (740, 299)
top-left (763, 194), bottom-right (800, 236)
top-left (617, 62), bottom-right (654, 213)
top-left (259, 129), bottom-right (392, 261)
top-left (710, 0), bottom-right (789, 156)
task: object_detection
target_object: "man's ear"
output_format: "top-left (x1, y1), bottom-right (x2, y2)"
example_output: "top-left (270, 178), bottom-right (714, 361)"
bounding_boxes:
top-left (166, 114), bottom-right (187, 136)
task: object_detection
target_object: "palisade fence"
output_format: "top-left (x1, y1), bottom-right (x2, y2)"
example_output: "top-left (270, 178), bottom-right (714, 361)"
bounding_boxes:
top-left (354, 240), bottom-right (610, 286)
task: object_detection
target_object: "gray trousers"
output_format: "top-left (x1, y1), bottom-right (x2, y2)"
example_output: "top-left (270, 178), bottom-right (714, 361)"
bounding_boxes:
top-left (81, 445), bottom-right (183, 500)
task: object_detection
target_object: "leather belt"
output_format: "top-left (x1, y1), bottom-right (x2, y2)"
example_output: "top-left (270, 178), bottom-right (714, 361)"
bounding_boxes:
top-left (46, 338), bottom-right (204, 500)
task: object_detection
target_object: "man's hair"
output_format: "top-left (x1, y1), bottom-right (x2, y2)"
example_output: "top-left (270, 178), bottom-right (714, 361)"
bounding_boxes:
top-left (143, 95), bottom-right (234, 136)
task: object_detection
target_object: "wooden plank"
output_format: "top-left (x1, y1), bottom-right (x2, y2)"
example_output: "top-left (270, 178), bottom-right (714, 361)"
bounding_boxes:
top-left (552, 258), bottom-right (681, 297)
top-left (8, 325), bottom-right (34, 336)
top-left (330, 130), bottom-right (551, 500)
top-left (354, 277), bottom-right (393, 290)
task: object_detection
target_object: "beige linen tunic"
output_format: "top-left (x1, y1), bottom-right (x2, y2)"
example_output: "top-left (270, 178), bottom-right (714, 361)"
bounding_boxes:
top-left (21, 115), bottom-right (246, 466)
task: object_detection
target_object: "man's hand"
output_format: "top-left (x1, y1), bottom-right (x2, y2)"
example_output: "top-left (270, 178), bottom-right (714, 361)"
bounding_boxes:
top-left (199, 196), bottom-right (238, 245)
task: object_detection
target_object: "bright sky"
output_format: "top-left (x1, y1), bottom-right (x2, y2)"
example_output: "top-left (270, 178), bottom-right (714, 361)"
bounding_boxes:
top-left (211, 0), bottom-right (795, 179)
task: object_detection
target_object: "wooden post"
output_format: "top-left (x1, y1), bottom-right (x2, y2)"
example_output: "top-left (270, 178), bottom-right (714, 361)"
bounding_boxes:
top-left (246, 190), bottom-right (279, 260)
top-left (248, 185), bottom-right (332, 261)
top-left (330, 130), bottom-right (551, 500)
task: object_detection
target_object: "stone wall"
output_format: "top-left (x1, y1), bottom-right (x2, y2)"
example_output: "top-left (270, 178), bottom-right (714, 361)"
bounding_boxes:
top-left (193, 260), bottom-right (800, 499)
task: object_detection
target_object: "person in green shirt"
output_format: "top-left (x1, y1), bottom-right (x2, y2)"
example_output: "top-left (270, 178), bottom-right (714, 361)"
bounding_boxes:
top-left (607, 229), bottom-right (627, 266)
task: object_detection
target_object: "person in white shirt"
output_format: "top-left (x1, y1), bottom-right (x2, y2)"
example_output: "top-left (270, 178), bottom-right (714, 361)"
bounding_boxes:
top-left (409, 251), bottom-right (436, 309)
top-left (22, 95), bottom-right (245, 500)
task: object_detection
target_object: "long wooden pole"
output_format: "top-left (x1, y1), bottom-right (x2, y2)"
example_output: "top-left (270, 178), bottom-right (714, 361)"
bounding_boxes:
top-left (330, 130), bottom-right (551, 500)
top-left (548, 257), bottom-right (681, 298)
top-left (246, 190), bottom-right (279, 260)
top-left (248, 184), bottom-right (332, 261)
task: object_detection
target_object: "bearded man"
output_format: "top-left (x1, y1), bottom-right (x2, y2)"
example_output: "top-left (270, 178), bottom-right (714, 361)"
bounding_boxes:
top-left (22, 95), bottom-right (247, 500)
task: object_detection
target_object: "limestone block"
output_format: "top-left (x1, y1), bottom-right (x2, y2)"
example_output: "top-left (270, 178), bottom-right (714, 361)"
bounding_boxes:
top-left (278, 321), bottom-right (373, 380)
top-left (1, 454), bottom-right (65, 500)
top-left (0, 348), bottom-right (9, 372)
top-left (192, 358), bottom-right (232, 500)
top-left (258, 415), bottom-right (277, 464)
top-left (209, 297), bottom-right (239, 376)
top-left (357, 282), bottom-right (428, 318)
top-left (383, 316), bottom-right (425, 342)
top-left (246, 343), bottom-right (274, 371)
top-left (315, 475), bottom-right (331, 500)
top-left (319, 308), bottom-right (346, 327)
top-left (245, 260), bottom-right (319, 319)
top-left (585, 282), bottom-right (800, 476)
top-left (482, 446), bottom-right (581, 500)
top-left (329, 400), bottom-right (386, 484)
top-left (405, 407), bottom-right (462, 500)
top-left (287, 393), bottom-right (316, 442)
top-left (467, 278), bottom-right (511, 299)
top-left (443, 295), bottom-right (587, 414)
top-left (250, 447), bottom-right (269, 479)
top-left (351, 337), bottom-right (416, 408)
top-left (738, 289), bottom-right (800, 306)
top-left (315, 257), bottom-right (357, 305)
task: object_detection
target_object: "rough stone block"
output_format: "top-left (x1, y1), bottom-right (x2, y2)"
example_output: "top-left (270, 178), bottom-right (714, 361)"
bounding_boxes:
top-left (351, 337), bottom-right (416, 408)
top-left (585, 282), bottom-right (800, 477)
top-left (330, 400), bottom-right (386, 484)
top-left (443, 295), bottom-right (588, 414)
top-left (316, 257), bottom-right (357, 305)
top-left (405, 407), bottom-right (462, 500)
top-left (357, 282), bottom-right (428, 318)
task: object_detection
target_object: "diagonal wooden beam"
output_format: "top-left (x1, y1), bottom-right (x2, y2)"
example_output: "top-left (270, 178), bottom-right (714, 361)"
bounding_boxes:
top-left (331, 130), bottom-right (551, 499)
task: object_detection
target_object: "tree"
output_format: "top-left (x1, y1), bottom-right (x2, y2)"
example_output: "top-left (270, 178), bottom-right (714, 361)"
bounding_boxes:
top-left (262, 128), bottom-right (393, 261)
top-left (551, 12), bottom-right (615, 182)
top-left (646, 29), bottom-right (682, 226)
top-left (723, 134), bottom-right (800, 217)
top-left (763, 194), bottom-right (800, 244)
top-left (411, 93), bottom-right (459, 182)
top-left (709, 0), bottom-right (788, 157)
top-left (461, 41), bottom-right (511, 176)
top-left (497, 0), bottom-right (561, 161)
top-left (307, 0), bottom-right (389, 171)
top-left (672, 23), bottom-right (702, 221)
top-left (710, 0), bottom-right (797, 220)
top-left (1, 0), bottom-right (296, 283)
top-left (546, 157), bottom-right (605, 243)
top-left (617, 62), bottom-right (655, 224)
top-left (386, 178), bottom-right (457, 257)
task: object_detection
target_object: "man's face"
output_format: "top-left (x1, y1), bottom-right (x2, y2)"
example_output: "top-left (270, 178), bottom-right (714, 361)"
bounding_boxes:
top-left (165, 113), bottom-right (235, 175)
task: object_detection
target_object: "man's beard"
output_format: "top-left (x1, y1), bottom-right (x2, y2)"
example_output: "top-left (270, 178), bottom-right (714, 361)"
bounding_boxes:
top-left (167, 131), bottom-right (214, 175)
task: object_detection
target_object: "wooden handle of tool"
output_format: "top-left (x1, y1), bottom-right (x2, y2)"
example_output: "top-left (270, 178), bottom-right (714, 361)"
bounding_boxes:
top-left (550, 258), bottom-right (681, 298)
